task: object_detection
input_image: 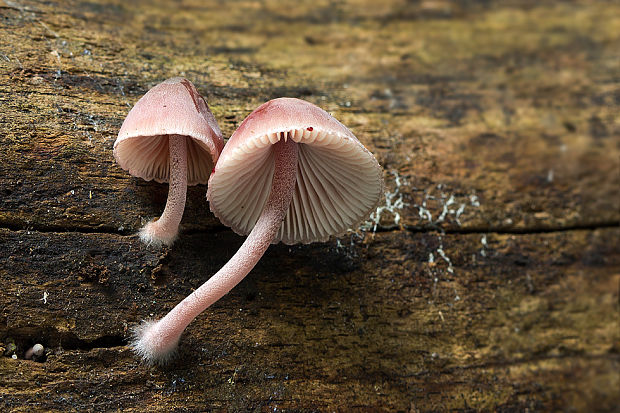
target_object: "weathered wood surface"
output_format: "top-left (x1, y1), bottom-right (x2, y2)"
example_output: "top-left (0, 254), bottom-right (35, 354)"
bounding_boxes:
top-left (1, 0), bottom-right (618, 411)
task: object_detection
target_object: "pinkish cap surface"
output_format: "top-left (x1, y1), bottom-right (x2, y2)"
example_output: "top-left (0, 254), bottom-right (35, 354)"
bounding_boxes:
top-left (207, 97), bottom-right (384, 245)
top-left (114, 77), bottom-right (224, 185)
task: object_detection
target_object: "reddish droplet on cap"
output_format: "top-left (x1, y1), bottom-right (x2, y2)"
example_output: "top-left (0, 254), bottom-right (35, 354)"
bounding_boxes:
top-left (306, 127), bottom-right (313, 131)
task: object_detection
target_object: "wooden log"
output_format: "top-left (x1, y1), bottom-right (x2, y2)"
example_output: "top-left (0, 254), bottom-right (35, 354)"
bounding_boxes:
top-left (1, 0), bottom-right (618, 411)
top-left (1, 0), bottom-right (618, 234)
top-left (1, 228), bottom-right (618, 410)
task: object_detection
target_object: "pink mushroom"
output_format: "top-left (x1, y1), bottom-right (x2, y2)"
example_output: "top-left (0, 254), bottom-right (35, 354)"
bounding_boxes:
top-left (131, 98), bottom-right (383, 364)
top-left (114, 77), bottom-right (224, 246)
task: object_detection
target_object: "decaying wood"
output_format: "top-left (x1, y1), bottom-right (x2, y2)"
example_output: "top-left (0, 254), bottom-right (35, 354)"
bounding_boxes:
top-left (1, 0), bottom-right (618, 411)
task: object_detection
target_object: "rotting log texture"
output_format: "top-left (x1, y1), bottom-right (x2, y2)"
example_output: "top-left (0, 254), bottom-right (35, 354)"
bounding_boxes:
top-left (1, 0), bottom-right (619, 411)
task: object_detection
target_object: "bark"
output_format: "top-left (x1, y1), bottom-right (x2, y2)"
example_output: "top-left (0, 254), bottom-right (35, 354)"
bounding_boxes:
top-left (1, 0), bottom-right (618, 411)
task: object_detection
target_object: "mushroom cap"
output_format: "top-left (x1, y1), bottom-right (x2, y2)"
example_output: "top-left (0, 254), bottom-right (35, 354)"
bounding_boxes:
top-left (207, 97), bottom-right (384, 245)
top-left (32, 344), bottom-right (45, 357)
top-left (114, 77), bottom-right (224, 185)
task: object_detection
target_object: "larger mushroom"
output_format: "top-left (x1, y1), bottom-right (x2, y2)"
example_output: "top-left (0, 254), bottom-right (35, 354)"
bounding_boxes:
top-left (131, 97), bottom-right (383, 364)
top-left (114, 77), bottom-right (224, 246)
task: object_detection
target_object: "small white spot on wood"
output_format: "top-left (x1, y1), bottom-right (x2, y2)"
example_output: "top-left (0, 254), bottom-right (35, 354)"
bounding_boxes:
top-left (362, 170), bottom-right (408, 232)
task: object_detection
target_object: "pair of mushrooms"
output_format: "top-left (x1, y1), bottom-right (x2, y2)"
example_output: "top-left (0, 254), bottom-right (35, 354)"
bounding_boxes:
top-left (114, 77), bottom-right (383, 364)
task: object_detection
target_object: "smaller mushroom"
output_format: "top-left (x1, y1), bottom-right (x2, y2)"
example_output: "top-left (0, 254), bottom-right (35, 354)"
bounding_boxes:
top-left (24, 343), bottom-right (45, 360)
top-left (114, 77), bottom-right (224, 246)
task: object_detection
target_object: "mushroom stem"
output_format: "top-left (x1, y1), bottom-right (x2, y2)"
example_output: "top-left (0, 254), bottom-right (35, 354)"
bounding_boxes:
top-left (131, 136), bottom-right (298, 364)
top-left (139, 134), bottom-right (188, 246)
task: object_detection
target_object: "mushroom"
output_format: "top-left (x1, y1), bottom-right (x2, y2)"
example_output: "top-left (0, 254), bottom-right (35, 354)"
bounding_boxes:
top-left (24, 343), bottom-right (45, 360)
top-left (114, 77), bottom-right (224, 246)
top-left (130, 97), bottom-right (383, 364)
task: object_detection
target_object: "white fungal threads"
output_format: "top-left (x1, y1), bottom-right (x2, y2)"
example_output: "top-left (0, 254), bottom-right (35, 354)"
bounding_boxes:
top-left (480, 234), bottom-right (488, 257)
top-left (414, 184), bottom-right (479, 228)
top-left (362, 170), bottom-right (408, 233)
top-left (130, 319), bottom-right (180, 365)
top-left (414, 184), bottom-right (482, 300)
top-left (428, 234), bottom-right (454, 292)
top-left (361, 176), bottom-right (481, 235)
top-left (358, 176), bottom-right (483, 291)
top-left (357, 174), bottom-right (476, 305)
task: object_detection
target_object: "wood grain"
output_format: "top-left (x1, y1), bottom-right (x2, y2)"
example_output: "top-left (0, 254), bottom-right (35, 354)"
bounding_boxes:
top-left (1, 0), bottom-right (618, 411)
